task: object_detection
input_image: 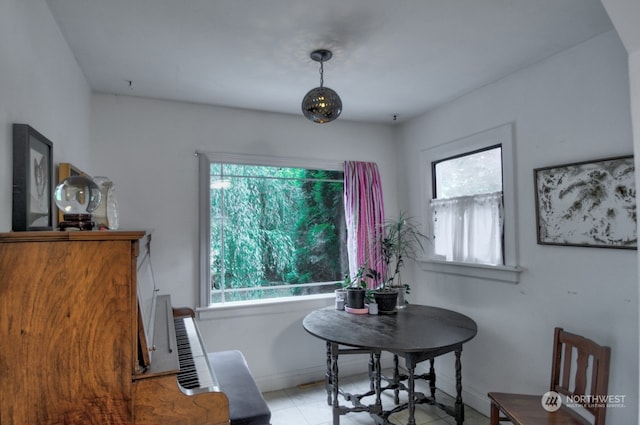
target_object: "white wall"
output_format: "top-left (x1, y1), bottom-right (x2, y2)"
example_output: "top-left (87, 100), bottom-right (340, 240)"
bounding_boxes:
top-left (0, 0), bottom-right (91, 231)
top-left (398, 30), bottom-right (638, 424)
top-left (2, 2), bottom-right (638, 421)
top-left (598, 0), bottom-right (640, 419)
top-left (90, 94), bottom-right (398, 389)
top-left (632, 46), bottom-right (640, 425)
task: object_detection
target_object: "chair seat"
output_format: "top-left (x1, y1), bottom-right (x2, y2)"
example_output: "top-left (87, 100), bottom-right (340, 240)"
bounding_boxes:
top-left (488, 392), bottom-right (591, 425)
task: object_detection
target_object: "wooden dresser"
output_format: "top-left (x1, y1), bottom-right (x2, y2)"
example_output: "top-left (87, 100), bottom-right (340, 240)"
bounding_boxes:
top-left (0, 231), bottom-right (229, 425)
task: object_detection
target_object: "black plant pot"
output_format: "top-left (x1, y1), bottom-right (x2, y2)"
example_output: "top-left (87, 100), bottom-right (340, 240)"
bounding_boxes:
top-left (346, 288), bottom-right (366, 309)
top-left (373, 290), bottom-right (399, 314)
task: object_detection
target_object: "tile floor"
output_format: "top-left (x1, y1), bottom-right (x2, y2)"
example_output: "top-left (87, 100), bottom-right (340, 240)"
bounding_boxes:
top-left (262, 370), bottom-right (489, 425)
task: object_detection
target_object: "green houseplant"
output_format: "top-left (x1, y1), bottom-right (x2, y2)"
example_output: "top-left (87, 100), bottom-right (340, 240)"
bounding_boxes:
top-left (337, 265), bottom-right (372, 310)
top-left (371, 211), bottom-right (428, 312)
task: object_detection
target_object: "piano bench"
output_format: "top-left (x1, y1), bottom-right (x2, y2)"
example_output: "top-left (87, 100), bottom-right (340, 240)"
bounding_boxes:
top-left (208, 350), bottom-right (271, 425)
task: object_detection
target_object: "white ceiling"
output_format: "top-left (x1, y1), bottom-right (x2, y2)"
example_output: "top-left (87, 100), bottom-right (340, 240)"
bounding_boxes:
top-left (45, 0), bottom-right (614, 124)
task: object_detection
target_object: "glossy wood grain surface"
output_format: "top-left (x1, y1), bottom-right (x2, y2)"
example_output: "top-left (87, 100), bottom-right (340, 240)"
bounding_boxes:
top-left (0, 231), bottom-right (229, 425)
top-left (133, 375), bottom-right (229, 425)
top-left (0, 234), bottom-right (138, 424)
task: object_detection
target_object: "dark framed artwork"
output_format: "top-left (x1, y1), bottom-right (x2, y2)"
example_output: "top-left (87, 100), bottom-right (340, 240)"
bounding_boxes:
top-left (534, 155), bottom-right (636, 249)
top-left (12, 124), bottom-right (54, 231)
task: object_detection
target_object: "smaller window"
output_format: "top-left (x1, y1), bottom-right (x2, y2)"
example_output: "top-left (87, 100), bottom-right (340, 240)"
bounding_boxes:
top-left (433, 146), bottom-right (503, 199)
top-left (420, 124), bottom-right (520, 281)
top-left (431, 146), bottom-right (504, 266)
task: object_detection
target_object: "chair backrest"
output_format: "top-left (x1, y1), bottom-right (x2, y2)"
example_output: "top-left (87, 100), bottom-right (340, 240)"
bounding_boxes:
top-left (550, 327), bottom-right (611, 425)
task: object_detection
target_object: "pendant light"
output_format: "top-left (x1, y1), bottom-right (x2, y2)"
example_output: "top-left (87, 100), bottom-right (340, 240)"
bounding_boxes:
top-left (301, 49), bottom-right (342, 123)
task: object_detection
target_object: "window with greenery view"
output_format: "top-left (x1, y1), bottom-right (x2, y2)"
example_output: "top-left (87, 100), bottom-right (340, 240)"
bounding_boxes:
top-left (203, 159), bottom-right (347, 305)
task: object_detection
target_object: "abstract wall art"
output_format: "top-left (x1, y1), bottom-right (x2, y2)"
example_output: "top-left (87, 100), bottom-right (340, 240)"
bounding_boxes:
top-left (534, 155), bottom-right (636, 249)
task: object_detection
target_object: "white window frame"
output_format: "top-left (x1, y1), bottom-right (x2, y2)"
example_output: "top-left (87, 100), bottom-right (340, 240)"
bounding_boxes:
top-left (197, 151), bottom-right (345, 310)
top-left (419, 123), bottom-right (521, 283)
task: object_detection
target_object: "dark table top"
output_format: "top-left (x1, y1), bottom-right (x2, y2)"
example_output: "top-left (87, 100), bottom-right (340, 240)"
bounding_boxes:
top-left (303, 305), bottom-right (478, 354)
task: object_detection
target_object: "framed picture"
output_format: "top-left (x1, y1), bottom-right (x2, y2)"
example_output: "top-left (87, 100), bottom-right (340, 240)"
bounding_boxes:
top-left (534, 155), bottom-right (636, 249)
top-left (12, 124), bottom-right (54, 231)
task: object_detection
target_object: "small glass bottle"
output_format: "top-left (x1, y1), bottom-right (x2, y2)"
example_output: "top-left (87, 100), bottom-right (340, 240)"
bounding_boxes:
top-left (93, 176), bottom-right (119, 230)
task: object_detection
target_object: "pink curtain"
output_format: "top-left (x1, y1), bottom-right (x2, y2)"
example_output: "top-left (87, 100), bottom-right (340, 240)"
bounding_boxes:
top-left (344, 161), bottom-right (385, 289)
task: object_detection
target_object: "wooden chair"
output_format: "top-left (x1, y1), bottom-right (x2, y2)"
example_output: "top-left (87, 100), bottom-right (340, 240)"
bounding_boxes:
top-left (488, 327), bottom-right (611, 425)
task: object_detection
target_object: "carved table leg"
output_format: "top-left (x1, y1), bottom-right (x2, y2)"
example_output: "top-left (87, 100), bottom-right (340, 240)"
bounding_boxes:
top-left (393, 354), bottom-right (400, 404)
top-left (374, 351), bottom-right (383, 411)
top-left (429, 358), bottom-right (436, 399)
top-left (454, 348), bottom-right (464, 425)
top-left (369, 352), bottom-right (375, 392)
top-left (325, 341), bottom-right (332, 406)
top-left (407, 363), bottom-right (416, 425)
top-left (331, 342), bottom-right (341, 425)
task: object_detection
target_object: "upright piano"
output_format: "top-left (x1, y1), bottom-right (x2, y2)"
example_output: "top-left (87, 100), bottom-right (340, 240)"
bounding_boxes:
top-left (0, 231), bottom-right (229, 425)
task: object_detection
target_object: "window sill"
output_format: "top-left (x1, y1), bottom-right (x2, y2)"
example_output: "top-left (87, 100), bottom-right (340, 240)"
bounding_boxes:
top-left (197, 293), bottom-right (335, 320)
top-left (418, 258), bottom-right (521, 283)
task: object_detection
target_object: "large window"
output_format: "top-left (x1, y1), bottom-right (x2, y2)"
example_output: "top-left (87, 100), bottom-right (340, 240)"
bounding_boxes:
top-left (199, 153), bottom-right (347, 306)
top-left (420, 123), bottom-right (520, 282)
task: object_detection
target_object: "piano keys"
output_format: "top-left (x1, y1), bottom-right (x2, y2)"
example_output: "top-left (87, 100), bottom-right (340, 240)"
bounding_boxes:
top-left (174, 317), bottom-right (217, 392)
top-left (133, 234), bottom-right (229, 424)
top-left (133, 303), bottom-right (228, 424)
top-left (133, 296), bottom-right (229, 424)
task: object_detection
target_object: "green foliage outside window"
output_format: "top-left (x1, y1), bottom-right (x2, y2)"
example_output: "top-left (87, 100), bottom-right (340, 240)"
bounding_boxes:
top-left (210, 163), bottom-right (347, 303)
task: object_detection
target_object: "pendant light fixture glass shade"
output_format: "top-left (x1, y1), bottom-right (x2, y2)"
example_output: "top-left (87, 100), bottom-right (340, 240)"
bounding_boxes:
top-left (302, 50), bottom-right (342, 123)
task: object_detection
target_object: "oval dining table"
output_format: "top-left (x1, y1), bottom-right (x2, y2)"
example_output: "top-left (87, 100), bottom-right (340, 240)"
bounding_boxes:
top-left (302, 304), bottom-right (478, 425)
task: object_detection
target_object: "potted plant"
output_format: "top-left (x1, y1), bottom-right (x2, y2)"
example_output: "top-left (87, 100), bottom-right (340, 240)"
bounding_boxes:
top-left (367, 268), bottom-right (398, 313)
top-left (337, 265), bottom-right (370, 310)
top-left (371, 211), bottom-right (428, 313)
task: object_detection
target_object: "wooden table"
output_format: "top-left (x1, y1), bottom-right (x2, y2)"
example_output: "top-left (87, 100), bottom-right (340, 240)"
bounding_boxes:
top-left (302, 305), bottom-right (478, 425)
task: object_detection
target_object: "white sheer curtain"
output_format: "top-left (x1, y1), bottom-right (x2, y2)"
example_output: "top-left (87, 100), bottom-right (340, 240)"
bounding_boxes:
top-left (430, 191), bottom-right (504, 265)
